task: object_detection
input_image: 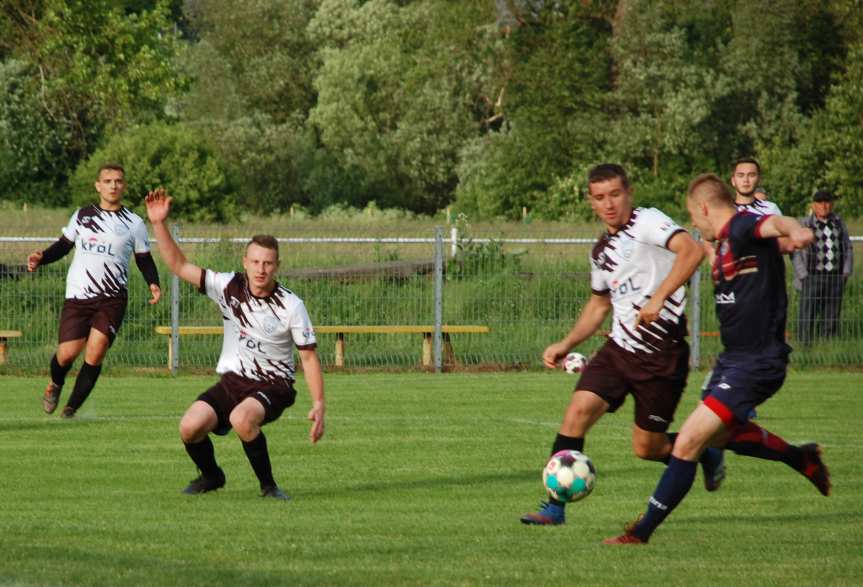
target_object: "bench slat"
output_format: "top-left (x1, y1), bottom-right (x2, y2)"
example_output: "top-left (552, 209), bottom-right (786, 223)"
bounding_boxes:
top-left (0, 330), bottom-right (23, 337)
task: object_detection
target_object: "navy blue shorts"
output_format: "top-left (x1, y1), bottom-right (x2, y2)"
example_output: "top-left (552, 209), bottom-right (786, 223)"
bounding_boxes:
top-left (703, 351), bottom-right (787, 426)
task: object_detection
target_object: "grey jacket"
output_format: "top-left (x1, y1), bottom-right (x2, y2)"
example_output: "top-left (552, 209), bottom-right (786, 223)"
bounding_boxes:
top-left (791, 212), bottom-right (853, 290)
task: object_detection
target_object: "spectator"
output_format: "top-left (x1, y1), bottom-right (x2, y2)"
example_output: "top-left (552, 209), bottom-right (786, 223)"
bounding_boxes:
top-left (792, 190), bottom-right (853, 345)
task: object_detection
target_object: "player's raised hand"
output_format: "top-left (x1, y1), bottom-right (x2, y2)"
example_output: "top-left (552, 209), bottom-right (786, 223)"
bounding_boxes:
top-left (542, 341), bottom-right (570, 369)
top-left (148, 283), bottom-right (162, 305)
top-left (27, 250), bottom-right (43, 272)
top-left (145, 187), bottom-right (172, 224)
top-left (307, 401), bottom-right (325, 443)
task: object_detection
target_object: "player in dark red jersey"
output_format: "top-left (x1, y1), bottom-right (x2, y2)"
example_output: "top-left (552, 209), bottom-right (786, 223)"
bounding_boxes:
top-left (27, 163), bottom-right (161, 417)
top-left (146, 188), bottom-right (325, 500)
top-left (604, 173), bottom-right (831, 545)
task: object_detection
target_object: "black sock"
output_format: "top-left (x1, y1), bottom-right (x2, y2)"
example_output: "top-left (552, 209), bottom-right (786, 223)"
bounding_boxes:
top-left (50, 354), bottom-right (73, 388)
top-left (633, 457), bottom-right (697, 542)
top-left (242, 432), bottom-right (276, 489)
top-left (184, 436), bottom-right (223, 480)
top-left (548, 434), bottom-right (584, 506)
top-left (65, 362), bottom-right (102, 411)
top-left (551, 433), bottom-right (584, 456)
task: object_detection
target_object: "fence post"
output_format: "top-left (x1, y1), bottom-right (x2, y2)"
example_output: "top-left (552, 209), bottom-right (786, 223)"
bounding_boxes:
top-left (170, 223), bottom-right (181, 376)
top-left (450, 226), bottom-right (458, 258)
top-left (434, 227), bottom-right (444, 373)
top-left (689, 230), bottom-right (701, 370)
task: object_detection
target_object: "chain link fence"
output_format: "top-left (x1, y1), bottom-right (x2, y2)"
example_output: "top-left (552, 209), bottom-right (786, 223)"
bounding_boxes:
top-left (1, 228), bottom-right (860, 374)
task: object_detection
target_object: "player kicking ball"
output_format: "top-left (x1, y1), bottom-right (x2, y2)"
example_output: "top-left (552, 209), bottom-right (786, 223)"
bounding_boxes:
top-left (145, 189), bottom-right (325, 499)
top-left (521, 163), bottom-right (724, 526)
top-left (604, 173), bottom-right (831, 545)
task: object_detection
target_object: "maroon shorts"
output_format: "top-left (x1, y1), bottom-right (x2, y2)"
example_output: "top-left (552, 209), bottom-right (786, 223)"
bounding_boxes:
top-left (197, 372), bottom-right (297, 436)
top-left (58, 296), bottom-right (128, 345)
top-left (575, 339), bottom-right (689, 432)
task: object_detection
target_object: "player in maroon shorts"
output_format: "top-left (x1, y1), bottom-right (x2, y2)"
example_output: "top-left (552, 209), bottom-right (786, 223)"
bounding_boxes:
top-left (146, 188), bottom-right (325, 499)
top-left (28, 163), bottom-right (161, 417)
top-left (604, 173), bottom-right (831, 545)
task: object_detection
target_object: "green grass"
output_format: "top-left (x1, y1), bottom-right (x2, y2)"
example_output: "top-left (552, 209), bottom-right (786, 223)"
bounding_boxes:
top-left (0, 371), bottom-right (859, 586)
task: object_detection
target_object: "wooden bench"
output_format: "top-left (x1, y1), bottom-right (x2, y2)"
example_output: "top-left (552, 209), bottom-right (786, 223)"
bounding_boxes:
top-left (154, 325), bottom-right (490, 369)
top-left (0, 330), bottom-right (23, 365)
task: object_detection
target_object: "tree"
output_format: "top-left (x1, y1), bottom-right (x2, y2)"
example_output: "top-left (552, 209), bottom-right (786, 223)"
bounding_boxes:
top-left (0, 0), bottom-right (185, 203)
top-left (71, 122), bottom-right (236, 222)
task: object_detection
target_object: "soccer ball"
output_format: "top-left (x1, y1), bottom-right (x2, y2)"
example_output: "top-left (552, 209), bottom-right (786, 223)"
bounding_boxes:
top-left (543, 449), bottom-right (596, 502)
top-left (562, 352), bottom-right (588, 374)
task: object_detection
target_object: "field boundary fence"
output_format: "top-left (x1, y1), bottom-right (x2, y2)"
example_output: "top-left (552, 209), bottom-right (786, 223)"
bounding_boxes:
top-left (2, 229), bottom-right (861, 374)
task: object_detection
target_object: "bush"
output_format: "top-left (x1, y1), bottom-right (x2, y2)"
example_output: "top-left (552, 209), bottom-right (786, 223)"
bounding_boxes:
top-left (70, 123), bottom-right (236, 222)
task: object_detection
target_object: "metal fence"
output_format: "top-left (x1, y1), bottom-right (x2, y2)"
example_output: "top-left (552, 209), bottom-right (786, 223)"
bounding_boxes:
top-left (1, 228), bottom-right (861, 374)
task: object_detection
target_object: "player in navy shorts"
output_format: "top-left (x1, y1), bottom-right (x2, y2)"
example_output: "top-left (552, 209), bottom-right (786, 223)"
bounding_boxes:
top-left (605, 173), bottom-right (831, 545)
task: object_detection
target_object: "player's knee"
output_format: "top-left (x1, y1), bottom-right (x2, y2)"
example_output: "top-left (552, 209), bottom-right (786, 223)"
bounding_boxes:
top-left (670, 434), bottom-right (702, 461)
top-left (179, 417), bottom-right (205, 443)
top-left (229, 413), bottom-right (258, 441)
top-left (632, 437), bottom-right (668, 461)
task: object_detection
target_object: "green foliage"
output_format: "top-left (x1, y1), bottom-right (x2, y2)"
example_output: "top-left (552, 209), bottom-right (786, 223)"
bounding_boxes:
top-left (70, 122), bottom-right (236, 222)
top-left (0, 60), bottom-right (71, 204)
top-left (308, 0), bottom-right (497, 214)
top-left (0, 0), bottom-right (185, 204)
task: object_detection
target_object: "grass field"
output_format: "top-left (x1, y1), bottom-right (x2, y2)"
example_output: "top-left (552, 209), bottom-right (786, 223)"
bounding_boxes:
top-left (0, 371), bottom-right (860, 586)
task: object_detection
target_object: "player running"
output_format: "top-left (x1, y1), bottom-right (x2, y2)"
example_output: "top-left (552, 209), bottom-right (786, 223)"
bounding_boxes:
top-left (521, 163), bottom-right (724, 526)
top-left (28, 163), bottom-right (161, 417)
top-left (604, 173), bottom-right (831, 545)
top-left (145, 188), bottom-right (325, 499)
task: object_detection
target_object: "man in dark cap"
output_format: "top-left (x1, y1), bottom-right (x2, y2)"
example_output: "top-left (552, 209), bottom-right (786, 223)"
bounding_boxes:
top-left (792, 190), bottom-right (854, 344)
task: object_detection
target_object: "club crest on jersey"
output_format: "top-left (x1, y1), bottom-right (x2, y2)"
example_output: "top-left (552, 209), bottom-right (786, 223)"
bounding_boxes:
top-left (619, 235), bottom-right (634, 260)
top-left (113, 222), bottom-right (130, 236)
top-left (261, 315), bottom-right (280, 335)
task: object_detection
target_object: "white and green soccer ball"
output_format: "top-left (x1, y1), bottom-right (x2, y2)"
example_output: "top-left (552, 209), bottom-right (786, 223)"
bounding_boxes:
top-left (562, 352), bottom-right (588, 374)
top-left (543, 449), bottom-right (596, 502)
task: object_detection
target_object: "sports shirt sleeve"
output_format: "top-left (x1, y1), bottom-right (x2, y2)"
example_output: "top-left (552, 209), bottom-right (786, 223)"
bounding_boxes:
top-left (631, 207), bottom-right (686, 249)
top-left (200, 269), bottom-right (234, 300)
top-left (589, 250), bottom-right (609, 295)
top-left (61, 209), bottom-right (80, 241)
top-left (132, 220), bottom-right (151, 254)
top-left (290, 300), bottom-right (318, 350)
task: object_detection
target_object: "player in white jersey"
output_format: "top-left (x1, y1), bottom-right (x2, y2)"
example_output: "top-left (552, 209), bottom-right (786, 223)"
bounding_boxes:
top-left (731, 157), bottom-right (782, 216)
top-left (522, 163), bottom-right (724, 526)
top-left (27, 163), bottom-right (161, 418)
top-left (145, 188), bottom-right (325, 500)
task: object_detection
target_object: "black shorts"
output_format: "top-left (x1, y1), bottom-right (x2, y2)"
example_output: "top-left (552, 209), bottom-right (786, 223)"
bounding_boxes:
top-left (58, 296), bottom-right (128, 345)
top-left (197, 372), bottom-right (297, 436)
top-left (575, 339), bottom-right (689, 432)
top-left (703, 350), bottom-right (788, 426)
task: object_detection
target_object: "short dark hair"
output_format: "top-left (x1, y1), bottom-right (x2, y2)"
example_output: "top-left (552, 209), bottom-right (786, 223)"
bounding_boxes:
top-left (97, 163), bottom-right (125, 178)
top-left (246, 234), bottom-right (280, 260)
top-left (732, 157), bottom-right (760, 174)
top-left (687, 173), bottom-right (735, 208)
top-left (588, 163), bottom-right (629, 188)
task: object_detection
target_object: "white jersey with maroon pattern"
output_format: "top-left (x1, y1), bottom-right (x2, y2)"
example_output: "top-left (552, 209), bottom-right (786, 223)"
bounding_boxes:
top-left (61, 205), bottom-right (151, 300)
top-left (737, 199), bottom-right (781, 217)
top-left (201, 270), bottom-right (317, 385)
top-left (590, 207), bottom-right (688, 354)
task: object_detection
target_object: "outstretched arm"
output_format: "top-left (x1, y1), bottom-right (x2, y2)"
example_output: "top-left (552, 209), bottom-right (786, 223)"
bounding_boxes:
top-left (298, 348), bottom-right (325, 443)
top-left (757, 215), bottom-right (814, 251)
top-left (144, 188), bottom-right (203, 287)
top-left (542, 293), bottom-right (611, 369)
